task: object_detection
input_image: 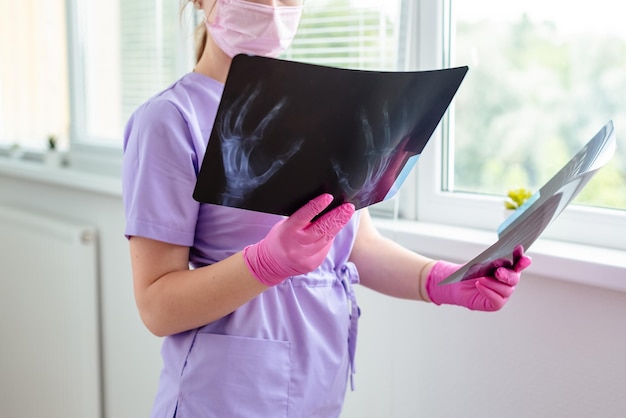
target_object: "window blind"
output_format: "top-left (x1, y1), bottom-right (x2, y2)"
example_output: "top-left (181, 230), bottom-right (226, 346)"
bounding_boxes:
top-left (286, 2), bottom-right (400, 71)
top-left (120, 1), bottom-right (184, 123)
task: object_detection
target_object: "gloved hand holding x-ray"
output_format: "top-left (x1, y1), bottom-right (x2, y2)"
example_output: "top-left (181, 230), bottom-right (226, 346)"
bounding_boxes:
top-left (426, 245), bottom-right (532, 311)
top-left (439, 121), bottom-right (616, 285)
top-left (243, 194), bottom-right (355, 286)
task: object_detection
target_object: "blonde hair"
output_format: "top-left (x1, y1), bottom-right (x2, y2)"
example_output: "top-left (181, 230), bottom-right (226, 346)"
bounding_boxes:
top-left (180, 0), bottom-right (208, 64)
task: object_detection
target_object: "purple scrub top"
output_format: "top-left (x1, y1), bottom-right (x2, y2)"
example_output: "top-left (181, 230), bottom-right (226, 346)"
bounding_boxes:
top-left (122, 72), bottom-right (361, 417)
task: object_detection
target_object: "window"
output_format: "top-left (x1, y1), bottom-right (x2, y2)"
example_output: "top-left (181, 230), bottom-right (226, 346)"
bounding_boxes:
top-left (285, 0), bottom-right (402, 71)
top-left (0, 0), bottom-right (194, 156)
top-left (67, 0), bottom-right (195, 148)
top-left (0, 0), bottom-right (70, 151)
top-left (451, 0), bottom-right (626, 212)
top-left (3, 0), bottom-right (403, 152)
top-left (2, 0), bottom-right (623, 252)
top-left (415, 0), bottom-right (626, 251)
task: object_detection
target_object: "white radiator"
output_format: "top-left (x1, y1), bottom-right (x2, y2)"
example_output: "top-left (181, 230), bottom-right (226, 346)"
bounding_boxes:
top-left (0, 205), bottom-right (102, 418)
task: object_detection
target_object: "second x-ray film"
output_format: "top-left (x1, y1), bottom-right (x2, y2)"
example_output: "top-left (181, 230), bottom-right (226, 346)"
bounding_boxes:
top-left (439, 121), bottom-right (617, 285)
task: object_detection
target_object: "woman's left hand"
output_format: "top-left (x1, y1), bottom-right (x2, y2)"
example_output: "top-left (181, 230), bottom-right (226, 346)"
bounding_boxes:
top-left (424, 245), bottom-right (532, 311)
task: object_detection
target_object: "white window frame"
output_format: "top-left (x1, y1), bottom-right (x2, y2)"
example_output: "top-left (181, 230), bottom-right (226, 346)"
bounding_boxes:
top-left (63, 0), bottom-right (127, 175)
top-left (63, 0), bottom-right (196, 176)
top-left (391, 0), bottom-right (626, 255)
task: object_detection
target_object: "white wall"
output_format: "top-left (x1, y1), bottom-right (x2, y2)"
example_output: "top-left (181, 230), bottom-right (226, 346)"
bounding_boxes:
top-left (1, 163), bottom-right (625, 418)
top-left (0, 163), bottom-right (161, 418)
top-left (343, 278), bottom-right (626, 418)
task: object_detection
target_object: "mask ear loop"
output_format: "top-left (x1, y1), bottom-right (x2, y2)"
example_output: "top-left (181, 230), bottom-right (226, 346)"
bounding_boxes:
top-left (205, 0), bottom-right (218, 23)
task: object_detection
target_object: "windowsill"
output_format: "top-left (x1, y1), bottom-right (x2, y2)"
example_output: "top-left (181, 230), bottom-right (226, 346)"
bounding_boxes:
top-left (374, 218), bottom-right (626, 293)
top-left (0, 154), bottom-right (121, 197)
top-left (1, 156), bottom-right (624, 293)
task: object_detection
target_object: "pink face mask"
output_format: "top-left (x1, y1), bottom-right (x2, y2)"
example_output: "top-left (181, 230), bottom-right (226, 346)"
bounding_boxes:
top-left (207, 0), bottom-right (304, 58)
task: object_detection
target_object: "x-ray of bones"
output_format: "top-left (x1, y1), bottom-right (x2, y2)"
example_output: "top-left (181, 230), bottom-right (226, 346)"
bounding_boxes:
top-left (333, 102), bottom-right (407, 207)
top-left (218, 84), bottom-right (303, 206)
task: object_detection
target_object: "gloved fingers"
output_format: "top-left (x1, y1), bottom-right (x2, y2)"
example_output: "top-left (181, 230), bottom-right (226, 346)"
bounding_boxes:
top-left (494, 267), bottom-right (522, 286)
top-left (290, 240), bottom-right (335, 273)
top-left (287, 194), bottom-right (335, 229)
top-left (474, 280), bottom-right (509, 311)
top-left (477, 275), bottom-right (516, 299)
top-left (512, 244), bottom-right (525, 262)
top-left (492, 256), bottom-right (513, 269)
top-left (464, 261), bottom-right (496, 281)
top-left (467, 246), bottom-right (531, 280)
top-left (512, 248), bottom-right (532, 273)
top-left (464, 255), bottom-right (514, 281)
top-left (511, 245), bottom-right (532, 271)
top-left (307, 201), bottom-right (355, 240)
top-left (514, 254), bottom-right (532, 272)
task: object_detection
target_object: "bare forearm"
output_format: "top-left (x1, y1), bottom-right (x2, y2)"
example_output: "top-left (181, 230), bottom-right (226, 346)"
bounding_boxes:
top-left (349, 210), bottom-right (435, 301)
top-left (352, 234), bottom-right (434, 300)
top-left (130, 195), bottom-right (355, 337)
top-left (135, 251), bottom-right (267, 337)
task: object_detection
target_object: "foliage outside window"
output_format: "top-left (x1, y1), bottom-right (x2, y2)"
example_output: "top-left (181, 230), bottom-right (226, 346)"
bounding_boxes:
top-left (451, 0), bottom-right (626, 212)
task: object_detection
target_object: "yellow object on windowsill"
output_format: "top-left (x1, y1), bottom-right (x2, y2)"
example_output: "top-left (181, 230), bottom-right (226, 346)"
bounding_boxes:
top-left (504, 187), bottom-right (533, 210)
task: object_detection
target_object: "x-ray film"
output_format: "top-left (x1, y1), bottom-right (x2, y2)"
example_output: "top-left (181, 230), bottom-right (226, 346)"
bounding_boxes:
top-left (194, 54), bottom-right (468, 216)
top-left (439, 121), bottom-right (617, 285)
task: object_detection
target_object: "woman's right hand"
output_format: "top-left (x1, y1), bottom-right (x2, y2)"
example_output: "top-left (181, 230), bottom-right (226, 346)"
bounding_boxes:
top-left (243, 194), bottom-right (355, 286)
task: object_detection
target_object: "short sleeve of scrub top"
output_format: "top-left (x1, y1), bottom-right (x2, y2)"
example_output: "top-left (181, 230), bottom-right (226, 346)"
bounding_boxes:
top-left (122, 82), bottom-right (213, 246)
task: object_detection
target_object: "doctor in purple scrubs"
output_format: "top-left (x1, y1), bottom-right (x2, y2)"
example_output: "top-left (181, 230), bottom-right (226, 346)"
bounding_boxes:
top-left (122, 0), bottom-right (532, 416)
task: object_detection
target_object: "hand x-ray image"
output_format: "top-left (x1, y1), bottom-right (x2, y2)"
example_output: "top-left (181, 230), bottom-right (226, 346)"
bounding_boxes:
top-left (439, 121), bottom-right (617, 285)
top-left (193, 54), bottom-right (468, 216)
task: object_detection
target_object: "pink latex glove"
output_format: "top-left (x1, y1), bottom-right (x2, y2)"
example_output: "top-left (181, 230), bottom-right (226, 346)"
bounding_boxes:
top-left (425, 245), bottom-right (532, 311)
top-left (243, 194), bottom-right (355, 286)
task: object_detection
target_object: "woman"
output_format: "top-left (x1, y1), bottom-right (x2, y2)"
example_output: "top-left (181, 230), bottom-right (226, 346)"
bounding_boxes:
top-left (122, 0), bottom-right (532, 416)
